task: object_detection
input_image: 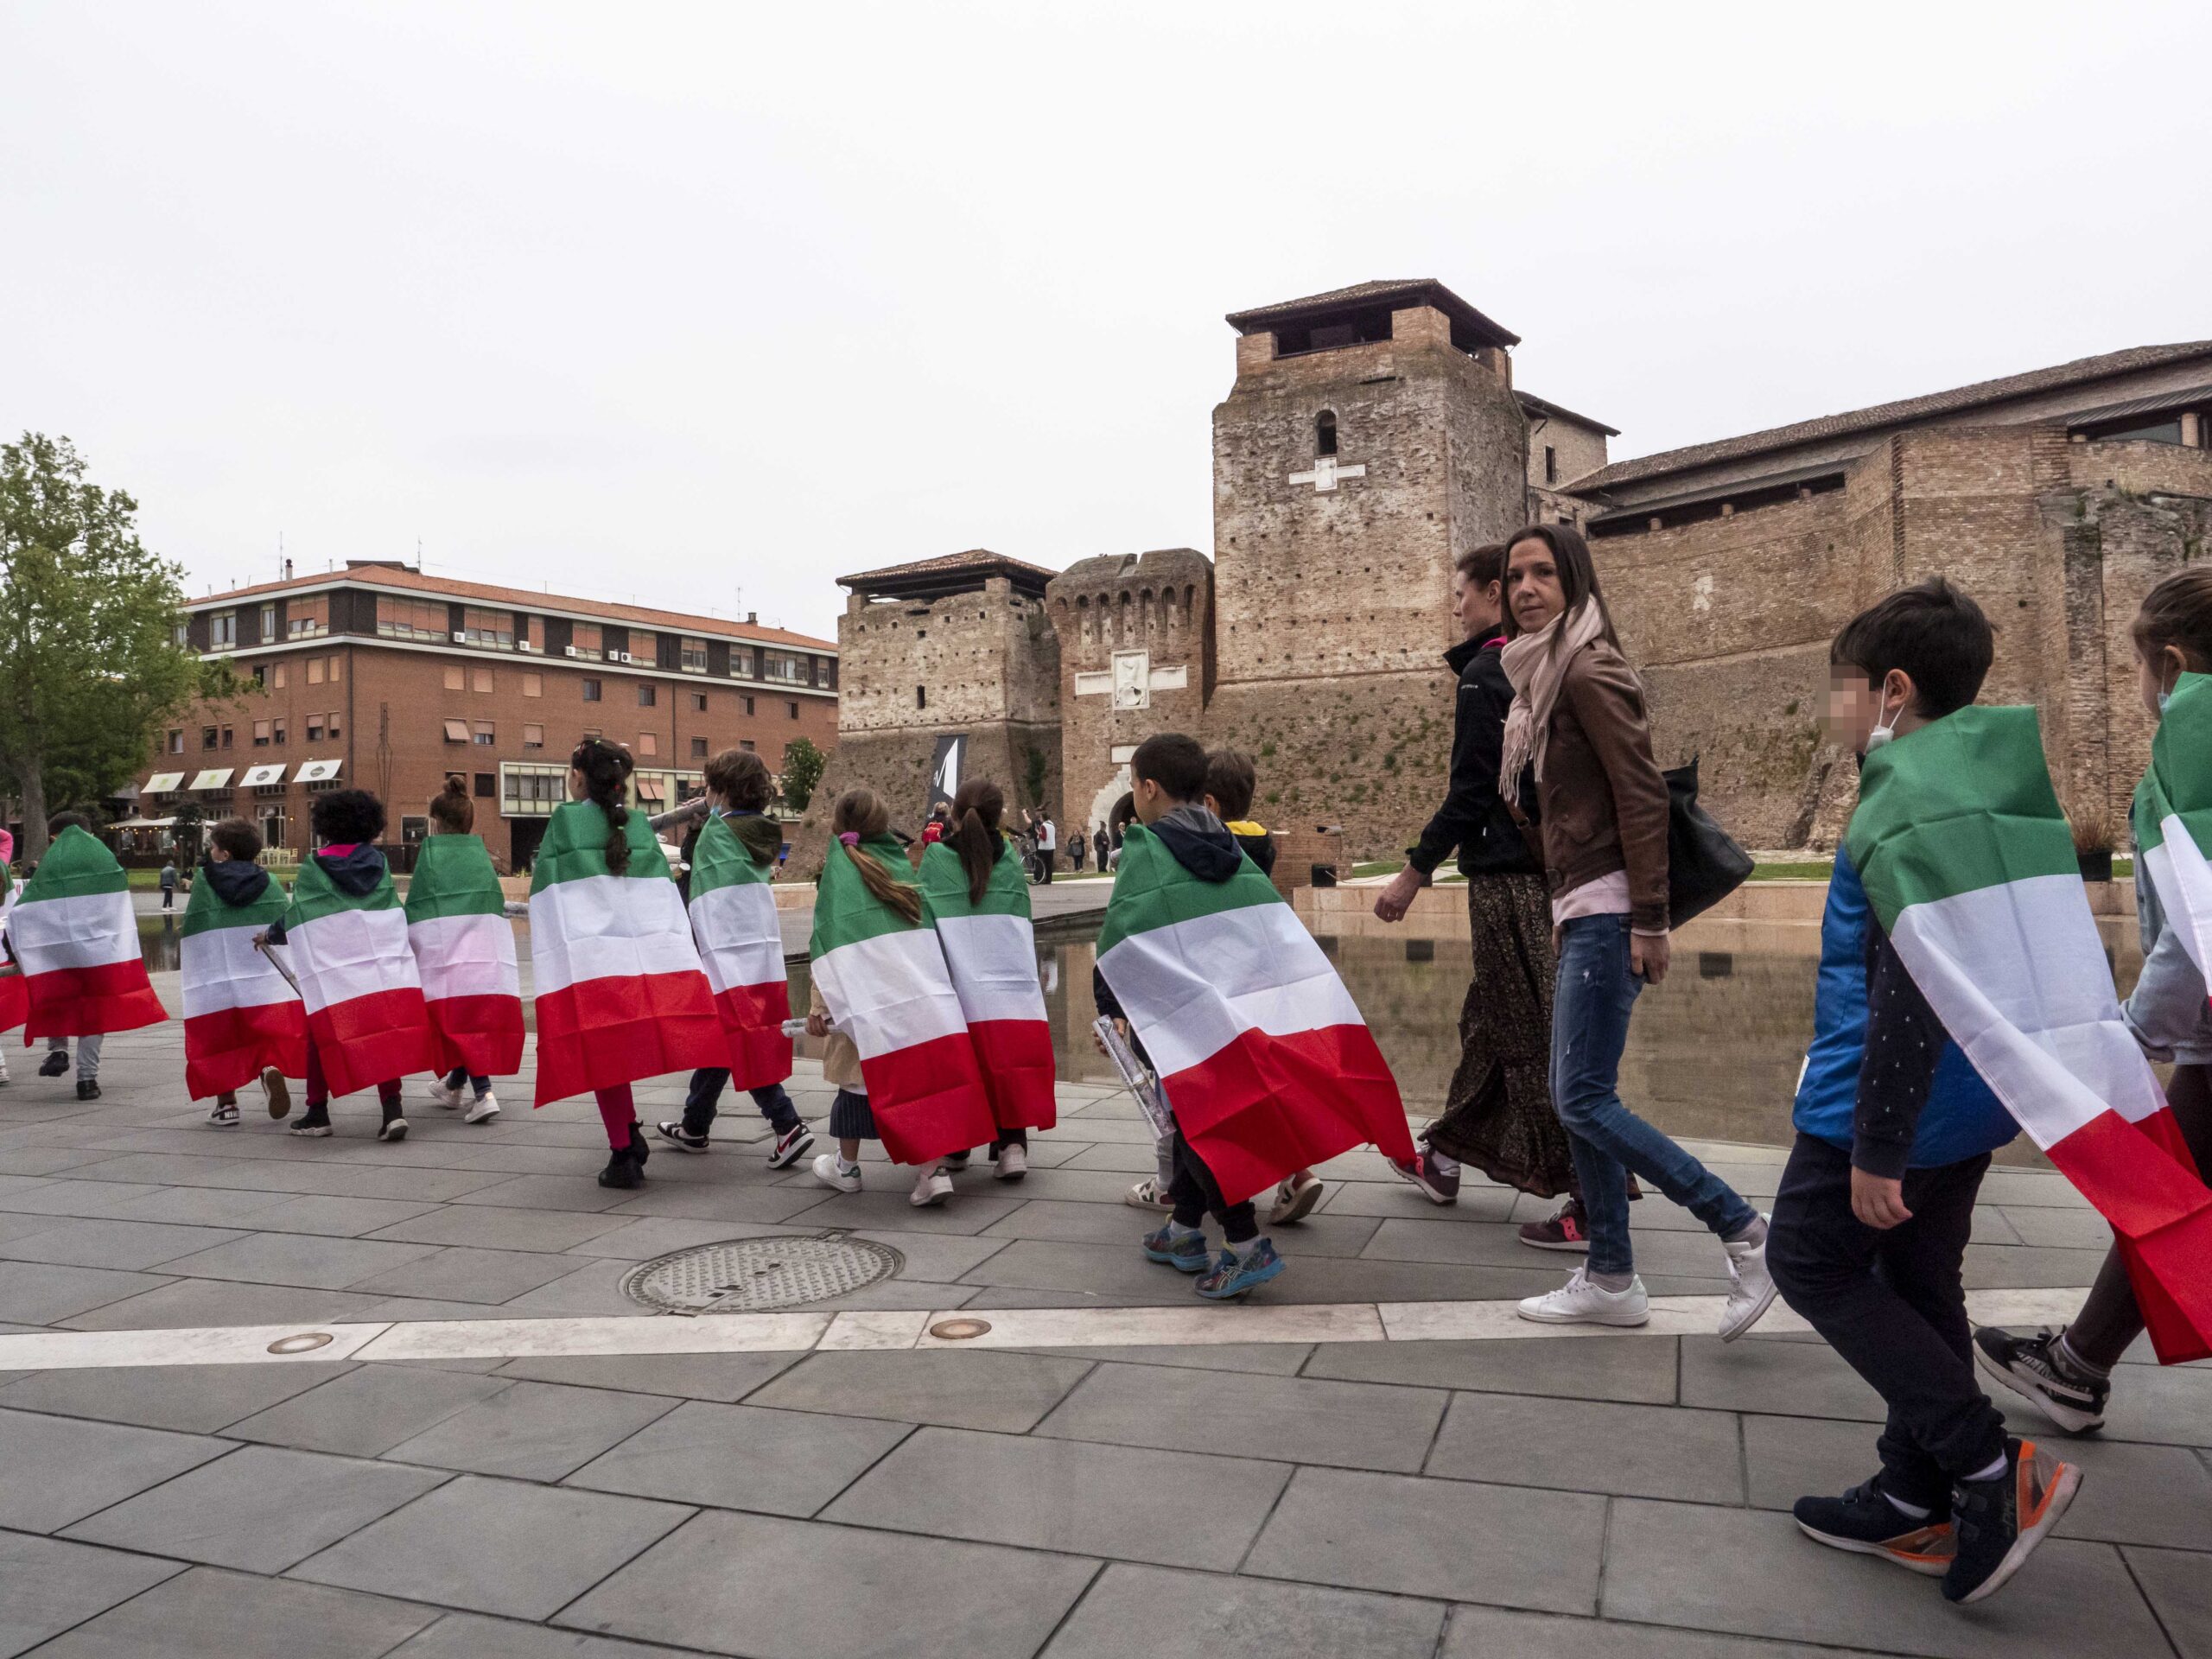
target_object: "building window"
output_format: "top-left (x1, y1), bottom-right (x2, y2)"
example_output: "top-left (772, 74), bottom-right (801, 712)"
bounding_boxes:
top-left (680, 636), bottom-right (708, 674)
top-left (786, 701), bottom-right (799, 720)
top-left (740, 740), bottom-right (755, 753)
top-left (173, 621), bottom-right (188, 648)
top-left (1543, 444), bottom-right (1558, 484)
top-left (474, 772), bottom-right (497, 798)
top-left (220, 726), bottom-right (234, 749)
top-left (462, 607), bottom-right (514, 650)
top-left (472, 721), bottom-right (495, 747)
top-left (202, 725), bottom-right (218, 750)
top-left (308, 657), bottom-right (327, 685)
top-left (327, 654), bottom-right (342, 683)
top-left (582, 678), bottom-right (602, 702)
top-left (166, 728), bottom-right (183, 754)
top-left (327, 710), bottom-right (341, 738)
top-left (690, 691), bottom-right (708, 713)
top-left (443, 719), bottom-right (469, 744)
top-left (501, 763), bottom-right (569, 817)
top-left (253, 720), bottom-right (271, 747)
top-left (518, 615), bottom-right (539, 653)
top-left (522, 672), bottom-right (542, 697)
top-left (523, 722), bottom-right (544, 749)
top-left (729, 646), bottom-right (755, 679)
top-left (210, 612), bottom-right (238, 651)
top-left (629, 631), bottom-right (654, 664)
top-left (763, 651), bottom-right (805, 684)
top-left (259, 604), bottom-right (276, 643)
top-left (270, 719), bottom-right (283, 746)
top-left (376, 595), bottom-right (444, 641)
top-left (288, 596), bottom-right (329, 639)
top-left (272, 663), bottom-right (287, 689)
top-left (472, 667), bottom-right (493, 694)
top-left (442, 665), bottom-right (462, 692)
top-left (638, 731), bottom-right (658, 757)
top-left (916, 684), bottom-right (927, 710)
top-left (690, 736), bottom-right (709, 759)
top-left (742, 695), bottom-right (755, 716)
top-left (639, 683), bottom-right (657, 708)
top-left (570, 622), bottom-right (603, 662)
top-left (1316, 410), bottom-right (1338, 456)
top-left (305, 715), bottom-right (324, 741)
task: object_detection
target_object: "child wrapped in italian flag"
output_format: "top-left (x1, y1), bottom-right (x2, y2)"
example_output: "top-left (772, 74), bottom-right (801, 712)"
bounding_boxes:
top-left (529, 739), bottom-right (725, 1189)
top-left (687, 806), bottom-right (793, 1093)
top-left (0, 833), bottom-right (27, 1077)
top-left (10, 820), bottom-right (167, 1052)
top-left (265, 790), bottom-right (435, 1139)
top-left (183, 817), bottom-right (302, 1125)
top-left (808, 787), bottom-right (995, 1205)
top-left (918, 779), bottom-right (1055, 1179)
top-left (409, 780), bottom-right (524, 1125)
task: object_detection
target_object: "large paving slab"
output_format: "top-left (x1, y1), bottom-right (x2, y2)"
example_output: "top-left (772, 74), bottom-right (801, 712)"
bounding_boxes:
top-left (565, 1400), bottom-right (912, 1516)
top-left (385, 1611), bottom-right (709, 1656)
top-left (0, 1407), bottom-right (231, 1532)
top-left (1039, 1561), bottom-right (1446, 1659)
top-left (745, 1348), bottom-right (1093, 1432)
top-left (1437, 1605), bottom-right (1903, 1657)
top-left (25, 1563), bottom-right (440, 1659)
top-left (0, 1359), bottom-right (353, 1433)
top-left (380, 1379), bottom-right (678, 1481)
top-left (1300, 1332), bottom-right (1680, 1403)
top-left (224, 1361), bottom-right (518, 1457)
top-left (1424, 1391), bottom-right (1745, 1503)
top-left (0, 1529), bottom-right (185, 1657)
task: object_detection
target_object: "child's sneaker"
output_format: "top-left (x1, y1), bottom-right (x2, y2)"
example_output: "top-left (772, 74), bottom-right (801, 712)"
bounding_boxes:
top-left (657, 1120), bottom-right (712, 1154)
top-left (596, 1145), bottom-right (642, 1190)
top-left (1719, 1216), bottom-right (1778, 1341)
top-left (75, 1079), bottom-right (101, 1102)
top-left (1792, 1475), bottom-right (1955, 1576)
top-left (1389, 1153), bottom-right (1459, 1205)
top-left (1973, 1326), bottom-right (2108, 1433)
top-left (939, 1151), bottom-right (973, 1173)
top-left (1517, 1197), bottom-right (1591, 1252)
top-left (464, 1090), bottom-right (500, 1125)
top-left (425, 1077), bottom-right (465, 1109)
top-left (260, 1066), bottom-right (290, 1119)
top-left (207, 1100), bottom-right (240, 1127)
top-left (993, 1144), bottom-right (1027, 1181)
top-left (1195, 1238), bottom-right (1285, 1300)
top-left (1123, 1177), bottom-right (1173, 1211)
top-left (811, 1152), bottom-right (861, 1193)
top-left (909, 1165), bottom-right (955, 1207)
top-left (289, 1116), bottom-right (333, 1138)
top-left (1268, 1170), bottom-right (1324, 1225)
top-left (1141, 1224), bottom-right (1211, 1273)
top-left (38, 1050), bottom-right (69, 1078)
top-left (766, 1123), bottom-right (814, 1169)
top-left (1517, 1267), bottom-right (1650, 1328)
top-left (1942, 1439), bottom-right (2082, 1605)
top-left (377, 1116), bottom-right (409, 1143)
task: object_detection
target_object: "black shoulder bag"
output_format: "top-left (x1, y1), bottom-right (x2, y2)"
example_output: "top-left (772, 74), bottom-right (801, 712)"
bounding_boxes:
top-left (1662, 756), bottom-right (1751, 928)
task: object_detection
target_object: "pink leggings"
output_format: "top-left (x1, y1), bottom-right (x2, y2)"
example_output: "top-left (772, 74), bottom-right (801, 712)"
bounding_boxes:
top-left (594, 1084), bottom-right (637, 1150)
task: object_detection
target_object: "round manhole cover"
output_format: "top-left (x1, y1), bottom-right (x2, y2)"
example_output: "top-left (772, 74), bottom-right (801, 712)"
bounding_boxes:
top-left (620, 1234), bottom-right (903, 1314)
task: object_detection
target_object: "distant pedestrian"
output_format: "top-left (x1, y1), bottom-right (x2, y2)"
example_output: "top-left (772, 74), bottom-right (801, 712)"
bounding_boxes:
top-left (1035, 814), bottom-right (1056, 885)
top-left (1068, 828), bottom-right (1085, 873)
top-left (158, 858), bottom-right (178, 909)
top-left (1094, 824), bottom-right (1109, 871)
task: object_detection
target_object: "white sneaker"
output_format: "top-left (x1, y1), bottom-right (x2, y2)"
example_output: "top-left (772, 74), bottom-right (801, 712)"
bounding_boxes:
top-left (426, 1077), bottom-right (464, 1110)
top-left (1517, 1266), bottom-right (1650, 1328)
top-left (909, 1165), bottom-right (955, 1207)
top-left (994, 1144), bottom-right (1028, 1181)
top-left (464, 1090), bottom-right (501, 1125)
top-left (811, 1152), bottom-right (861, 1193)
top-left (1720, 1216), bottom-right (1778, 1342)
top-left (1124, 1177), bottom-right (1173, 1211)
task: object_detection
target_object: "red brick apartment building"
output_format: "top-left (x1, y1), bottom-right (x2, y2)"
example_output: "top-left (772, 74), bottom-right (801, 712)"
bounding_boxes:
top-left (136, 563), bottom-right (838, 871)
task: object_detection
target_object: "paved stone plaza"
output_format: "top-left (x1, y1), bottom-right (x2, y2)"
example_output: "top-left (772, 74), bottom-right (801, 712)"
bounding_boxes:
top-left (0, 1006), bottom-right (2206, 1658)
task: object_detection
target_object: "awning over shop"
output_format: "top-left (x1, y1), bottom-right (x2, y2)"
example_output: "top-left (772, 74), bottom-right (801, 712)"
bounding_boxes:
top-left (240, 763), bottom-right (287, 787)
top-left (634, 777), bottom-right (667, 803)
top-left (144, 772), bottom-right (186, 794)
top-left (188, 768), bottom-right (235, 791)
top-left (296, 758), bottom-right (343, 783)
top-left (110, 816), bottom-right (178, 830)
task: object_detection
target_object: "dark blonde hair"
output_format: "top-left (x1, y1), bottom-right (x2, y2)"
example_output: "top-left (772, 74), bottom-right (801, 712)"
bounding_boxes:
top-left (429, 775), bottom-right (474, 835)
top-left (949, 779), bottom-right (1005, 906)
top-left (2133, 569), bottom-right (2212, 676)
top-left (704, 747), bottom-right (773, 811)
top-left (830, 787), bottom-right (920, 923)
top-left (571, 738), bottom-right (634, 875)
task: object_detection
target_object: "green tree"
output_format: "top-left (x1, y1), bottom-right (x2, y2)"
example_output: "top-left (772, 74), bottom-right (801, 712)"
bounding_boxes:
top-left (779, 736), bottom-right (827, 814)
top-left (0, 434), bottom-right (247, 860)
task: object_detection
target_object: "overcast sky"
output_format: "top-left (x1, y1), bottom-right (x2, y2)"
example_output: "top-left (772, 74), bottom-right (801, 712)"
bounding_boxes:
top-left (5, 3), bottom-right (2206, 642)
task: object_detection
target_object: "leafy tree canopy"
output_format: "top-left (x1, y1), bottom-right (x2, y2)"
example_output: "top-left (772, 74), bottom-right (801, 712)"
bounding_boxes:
top-left (779, 735), bottom-right (827, 814)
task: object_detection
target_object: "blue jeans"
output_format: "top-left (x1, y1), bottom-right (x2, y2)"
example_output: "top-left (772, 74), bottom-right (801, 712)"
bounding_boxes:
top-left (683, 1069), bottom-right (800, 1138)
top-left (1551, 915), bottom-right (1757, 1276)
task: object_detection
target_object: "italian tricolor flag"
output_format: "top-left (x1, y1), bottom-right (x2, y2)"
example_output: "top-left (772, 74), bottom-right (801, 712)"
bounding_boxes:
top-left (686, 813), bottom-right (792, 1090)
top-left (1852, 706), bottom-right (2212, 1363)
top-left (529, 801), bottom-right (724, 1107)
top-left (10, 826), bottom-right (167, 1042)
top-left (282, 854), bottom-right (434, 1099)
top-left (1097, 823), bottom-right (1413, 1205)
top-left (181, 866), bottom-right (304, 1099)
top-left (0, 869), bottom-right (28, 1036)
top-left (810, 835), bottom-right (995, 1165)
top-left (404, 834), bottom-right (524, 1079)
top-left (919, 840), bottom-right (1056, 1131)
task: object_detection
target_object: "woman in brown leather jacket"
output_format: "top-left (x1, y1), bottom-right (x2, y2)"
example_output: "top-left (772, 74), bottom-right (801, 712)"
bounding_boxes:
top-left (1497, 524), bottom-right (1777, 1342)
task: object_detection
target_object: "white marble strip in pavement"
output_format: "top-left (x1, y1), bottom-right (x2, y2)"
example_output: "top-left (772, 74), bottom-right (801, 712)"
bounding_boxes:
top-left (0, 1288), bottom-right (2091, 1372)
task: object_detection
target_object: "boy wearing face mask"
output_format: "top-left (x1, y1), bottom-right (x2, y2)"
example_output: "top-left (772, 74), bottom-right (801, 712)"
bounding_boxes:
top-left (1769, 581), bottom-right (2067, 1600)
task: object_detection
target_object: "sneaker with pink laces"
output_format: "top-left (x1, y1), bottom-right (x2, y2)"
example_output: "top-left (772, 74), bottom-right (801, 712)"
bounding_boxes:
top-left (1518, 1196), bottom-right (1592, 1253)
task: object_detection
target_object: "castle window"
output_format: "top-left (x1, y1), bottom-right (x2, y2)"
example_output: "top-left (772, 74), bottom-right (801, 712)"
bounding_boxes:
top-left (1315, 411), bottom-right (1338, 457)
top-left (916, 685), bottom-right (927, 710)
top-left (1544, 445), bottom-right (1558, 484)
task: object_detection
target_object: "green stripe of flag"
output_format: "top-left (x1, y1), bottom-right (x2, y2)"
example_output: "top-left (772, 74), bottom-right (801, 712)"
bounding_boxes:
top-left (2135, 671), bottom-right (2212, 858)
top-left (286, 851), bottom-right (400, 928)
top-left (810, 836), bottom-right (920, 956)
top-left (1845, 705), bottom-right (2075, 933)
top-left (1094, 823), bottom-right (1283, 958)
top-left (404, 834), bottom-right (507, 925)
top-left (18, 826), bottom-right (127, 903)
top-left (181, 870), bottom-right (288, 938)
top-left (689, 813), bottom-right (772, 899)
top-left (918, 839), bottom-right (1030, 923)
top-left (528, 801), bottom-right (674, 893)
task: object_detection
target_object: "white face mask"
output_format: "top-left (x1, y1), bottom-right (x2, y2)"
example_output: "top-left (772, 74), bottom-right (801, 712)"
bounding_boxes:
top-left (1864, 684), bottom-right (1904, 754)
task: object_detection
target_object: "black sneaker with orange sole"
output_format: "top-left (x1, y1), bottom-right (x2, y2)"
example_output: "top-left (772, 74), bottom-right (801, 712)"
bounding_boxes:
top-left (1942, 1438), bottom-right (2082, 1605)
top-left (1793, 1474), bottom-right (1955, 1576)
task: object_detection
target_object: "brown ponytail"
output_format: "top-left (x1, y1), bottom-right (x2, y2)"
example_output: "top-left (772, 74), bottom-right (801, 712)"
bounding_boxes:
top-left (571, 737), bottom-right (635, 875)
top-left (830, 787), bottom-right (921, 924)
top-left (429, 775), bottom-right (475, 835)
top-left (948, 778), bottom-right (1004, 906)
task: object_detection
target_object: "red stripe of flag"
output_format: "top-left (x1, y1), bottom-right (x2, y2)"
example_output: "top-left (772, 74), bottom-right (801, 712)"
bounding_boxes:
top-left (1161, 1023), bottom-right (1415, 1207)
top-left (24, 959), bottom-right (168, 1044)
top-left (711, 982), bottom-right (793, 1091)
top-left (426, 992), bottom-right (526, 1080)
top-left (305, 988), bottom-right (435, 1101)
top-left (534, 971), bottom-right (727, 1106)
top-left (0, 972), bottom-right (26, 1035)
top-left (185, 1001), bottom-right (307, 1101)
top-left (2045, 1108), bottom-right (2212, 1363)
top-left (969, 1019), bottom-right (1057, 1133)
top-left (857, 1029), bottom-right (996, 1166)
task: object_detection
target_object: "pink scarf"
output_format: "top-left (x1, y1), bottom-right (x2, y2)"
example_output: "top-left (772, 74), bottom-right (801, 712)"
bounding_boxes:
top-left (1498, 601), bottom-right (1606, 798)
